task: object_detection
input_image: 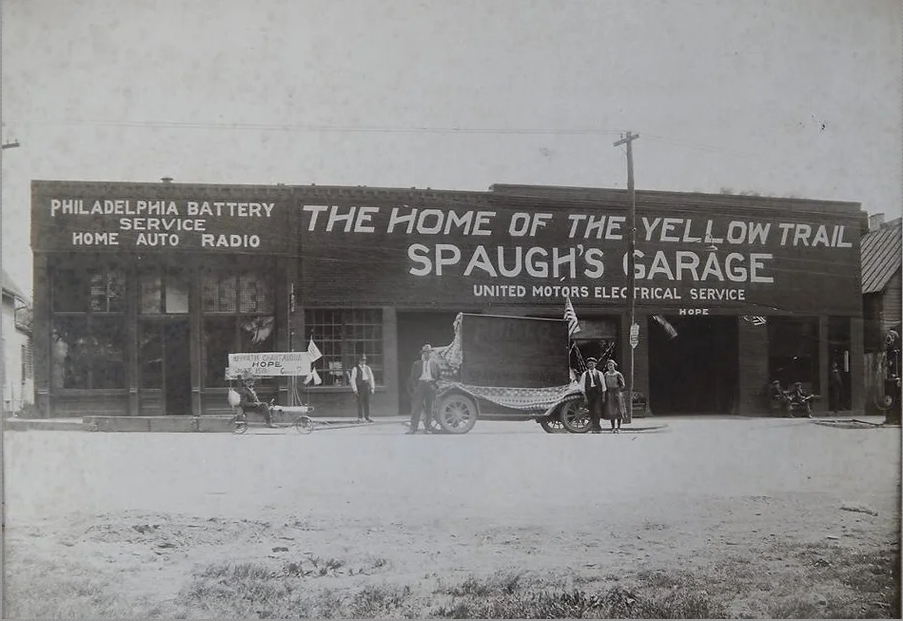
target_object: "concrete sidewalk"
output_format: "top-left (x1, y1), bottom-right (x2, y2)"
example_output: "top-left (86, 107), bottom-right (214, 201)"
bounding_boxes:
top-left (3, 411), bottom-right (893, 433)
top-left (4, 417), bottom-right (86, 432)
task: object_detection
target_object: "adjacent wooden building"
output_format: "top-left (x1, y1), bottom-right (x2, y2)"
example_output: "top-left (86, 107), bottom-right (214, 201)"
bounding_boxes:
top-left (31, 180), bottom-right (868, 419)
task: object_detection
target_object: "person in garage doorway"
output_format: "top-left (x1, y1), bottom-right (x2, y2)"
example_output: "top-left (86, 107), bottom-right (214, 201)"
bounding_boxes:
top-left (350, 354), bottom-right (376, 422)
top-left (829, 362), bottom-right (844, 413)
top-left (578, 357), bottom-right (607, 433)
top-left (408, 344), bottom-right (441, 434)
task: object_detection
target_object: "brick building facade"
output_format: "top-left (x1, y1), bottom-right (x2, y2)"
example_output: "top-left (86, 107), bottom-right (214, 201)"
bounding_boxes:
top-left (31, 180), bottom-right (867, 419)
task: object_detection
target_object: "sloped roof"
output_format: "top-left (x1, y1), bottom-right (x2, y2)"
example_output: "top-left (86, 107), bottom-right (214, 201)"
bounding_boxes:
top-left (2, 269), bottom-right (28, 302)
top-left (861, 218), bottom-right (902, 294)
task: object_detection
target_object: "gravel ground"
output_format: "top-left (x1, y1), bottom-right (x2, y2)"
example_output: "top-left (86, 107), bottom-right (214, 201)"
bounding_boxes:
top-left (4, 417), bottom-right (901, 617)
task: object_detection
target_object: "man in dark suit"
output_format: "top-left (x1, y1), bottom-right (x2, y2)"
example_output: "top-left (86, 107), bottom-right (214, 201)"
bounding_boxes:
top-left (578, 357), bottom-right (606, 433)
top-left (408, 344), bottom-right (441, 434)
top-left (239, 373), bottom-right (274, 427)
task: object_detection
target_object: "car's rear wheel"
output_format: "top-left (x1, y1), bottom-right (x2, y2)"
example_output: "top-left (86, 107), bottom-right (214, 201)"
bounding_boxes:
top-left (539, 414), bottom-right (567, 434)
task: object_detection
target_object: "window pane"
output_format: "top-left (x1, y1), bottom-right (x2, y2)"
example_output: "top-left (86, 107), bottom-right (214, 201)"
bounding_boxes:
top-left (238, 274), bottom-right (259, 313)
top-left (239, 273), bottom-right (273, 313)
top-left (88, 269), bottom-right (125, 313)
top-left (51, 316), bottom-right (90, 388)
top-left (165, 271), bottom-right (190, 314)
top-left (139, 322), bottom-right (163, 388)
top-left (304, 309), bottom-right (383, 386)
top-left (218, 276), bottom-right (237, 313)
top-left (201, 273), bottom-right (218, 312)
top-left (53, 268), bottom-right (89, 312)
top-left (89, 271), bottom-right (107, 312)
top-left (107, 270), bottom-right (125, 312)
top-left (92, 317), bottom-right (126, 388)
top-left (204, 317), bottom-right (235, 387)
top-left (139, 273), bottom-right (163, 314)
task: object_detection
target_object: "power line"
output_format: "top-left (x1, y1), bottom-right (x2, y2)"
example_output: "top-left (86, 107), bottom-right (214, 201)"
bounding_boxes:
top-left (6, 119), bottom-right (629, 136)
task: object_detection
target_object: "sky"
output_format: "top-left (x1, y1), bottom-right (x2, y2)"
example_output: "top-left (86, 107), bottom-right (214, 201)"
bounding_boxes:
top-left (2, 0), bottom-right (901, 297)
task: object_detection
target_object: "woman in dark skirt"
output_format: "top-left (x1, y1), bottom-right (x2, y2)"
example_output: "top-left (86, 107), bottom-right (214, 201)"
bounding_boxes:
top-left (602, 359), bottom-right (627, 432)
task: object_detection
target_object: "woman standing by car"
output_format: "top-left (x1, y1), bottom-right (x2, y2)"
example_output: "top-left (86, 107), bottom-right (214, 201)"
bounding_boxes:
top-left (603, 359), bottom-right (626, 433)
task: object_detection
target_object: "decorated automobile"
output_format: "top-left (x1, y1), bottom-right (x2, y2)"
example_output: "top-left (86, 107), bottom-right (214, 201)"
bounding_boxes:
top-left (424, 313), bottom-right (592, 434)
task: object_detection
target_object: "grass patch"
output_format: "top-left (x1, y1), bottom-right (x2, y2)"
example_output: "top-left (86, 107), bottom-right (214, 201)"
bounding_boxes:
top-left (7, 540), bottom-right (900, 618)
top-left (445, 570), bottom-right (524, 597)
top-left (4, 559), bottom-right (168, 619)
top-left (433, 584), bottom-right (727, 619)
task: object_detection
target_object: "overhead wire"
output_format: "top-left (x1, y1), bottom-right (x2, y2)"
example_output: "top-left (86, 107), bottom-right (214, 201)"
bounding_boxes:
top-left (7, 118), bottom-right (630, 136)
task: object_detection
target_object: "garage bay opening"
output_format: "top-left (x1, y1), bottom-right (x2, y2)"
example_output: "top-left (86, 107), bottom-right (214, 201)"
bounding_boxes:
top-left (648, 315), bottom-right (739, 414)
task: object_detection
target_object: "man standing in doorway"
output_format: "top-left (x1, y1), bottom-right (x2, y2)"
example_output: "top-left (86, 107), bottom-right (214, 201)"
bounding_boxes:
top-left (408, 344), bottom-right (441, 434)
top-left (350, 354), bottom-right (376, 422)
top-left (829, 361), bottom-right (844, 413)
top-left (578, 357), bottom-right (607, 433)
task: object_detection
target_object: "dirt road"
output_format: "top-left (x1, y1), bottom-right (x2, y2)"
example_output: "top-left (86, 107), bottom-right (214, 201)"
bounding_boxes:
top-left (4, 418), bottom-right (900, 618)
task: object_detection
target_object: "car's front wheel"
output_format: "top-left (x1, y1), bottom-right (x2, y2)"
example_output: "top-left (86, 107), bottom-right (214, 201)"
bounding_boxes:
top-left (559, 397), bottom-right (592, 434)
top-left (435, 393), bottom-right (478, 434)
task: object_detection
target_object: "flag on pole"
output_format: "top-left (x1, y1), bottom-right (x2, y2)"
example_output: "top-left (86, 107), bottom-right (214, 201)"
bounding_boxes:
top-left (307, 338), bottom-right (322, 363)
top-left (564, 297), bottom-right (581, 337)
top-left (652, 315), bottom-right (678, 339)
top-left (304, 367), bottom-right (323, 386)
top-left (742, 315), bottom-right (767, 326)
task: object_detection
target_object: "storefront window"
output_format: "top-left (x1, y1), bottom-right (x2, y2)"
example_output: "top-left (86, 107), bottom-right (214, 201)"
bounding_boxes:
top-left (140, 269), bottom-right (190, 314)
top-left (138, 322), bottom-right (164, 389)
top-left (51, 267), bottom-right (126, 389)
top-left (304, 309), bottom-right (383, 386)
top-left (768, 317), bottom-right (820, 391)
top-left (202, 270), bottom-right (275, 387)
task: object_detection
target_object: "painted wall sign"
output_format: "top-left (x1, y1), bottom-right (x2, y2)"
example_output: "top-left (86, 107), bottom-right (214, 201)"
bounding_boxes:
top-left (32, 182), bottom-right (291, 254)
top-left (299, 201), bottom-right (863, 316)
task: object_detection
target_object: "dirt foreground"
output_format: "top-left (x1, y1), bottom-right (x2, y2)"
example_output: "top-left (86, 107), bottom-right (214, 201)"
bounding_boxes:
top-left (4, 417), bottom-right (901, 618)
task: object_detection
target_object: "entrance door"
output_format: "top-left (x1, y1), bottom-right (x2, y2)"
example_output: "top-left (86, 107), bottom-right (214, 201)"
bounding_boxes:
top-left (396, 311), bottom-right (460, 415)
top-left (648, 315), bottom-right (739, 414)
top-left (163, 320), bottom-right (192, 415)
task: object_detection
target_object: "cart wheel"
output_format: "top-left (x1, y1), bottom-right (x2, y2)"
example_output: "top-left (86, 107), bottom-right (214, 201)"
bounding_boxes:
top-left (231, 415), bottom-right (248, 435)
top-left (435, 393), bottom-right (478, 434)
top-left (294, 415), bottom-right (313, 435)
top-left (559, 397), bottom-right (592, 434)
top-left (539, 414), bottom-right (567, 434)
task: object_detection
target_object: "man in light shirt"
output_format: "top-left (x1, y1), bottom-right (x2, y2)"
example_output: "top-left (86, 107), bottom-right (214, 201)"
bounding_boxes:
top-left (408, 344), bottom-right (441, 434)
top-left (350, 354), bottom-right (376, 422)
top-left (578, 357), bottom-right (607, 434)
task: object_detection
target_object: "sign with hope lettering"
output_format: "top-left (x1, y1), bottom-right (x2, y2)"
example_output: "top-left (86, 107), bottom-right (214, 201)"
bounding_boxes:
top-left (32, 182), bottom-right (291, 254)
top-left (226, 352), bottom-right (312, 378)
top-left (298, 201), bottom-right (864, 316)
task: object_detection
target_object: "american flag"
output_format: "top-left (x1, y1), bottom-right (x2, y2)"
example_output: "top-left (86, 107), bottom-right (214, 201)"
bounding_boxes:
top-left (564, 297), bottom-right (581, 337)
top-left (743, 315), bottom-right (767, 326)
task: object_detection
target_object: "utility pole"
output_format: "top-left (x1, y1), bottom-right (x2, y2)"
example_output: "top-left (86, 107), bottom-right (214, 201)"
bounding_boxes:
top-left (613, 131), bottom-right (639, 424)
top-left (0, 140), bottom-right (19, 421)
